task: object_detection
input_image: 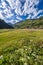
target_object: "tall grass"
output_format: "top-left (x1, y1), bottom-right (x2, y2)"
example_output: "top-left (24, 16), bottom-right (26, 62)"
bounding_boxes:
top-left (0, 29), bottom-right (43, 65)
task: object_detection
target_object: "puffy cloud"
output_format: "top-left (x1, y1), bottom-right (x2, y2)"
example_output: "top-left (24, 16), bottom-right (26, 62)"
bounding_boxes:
top-left (0, 0), bottom-right (43, 23)
top-left (0, 12), bottom-right (4, 19)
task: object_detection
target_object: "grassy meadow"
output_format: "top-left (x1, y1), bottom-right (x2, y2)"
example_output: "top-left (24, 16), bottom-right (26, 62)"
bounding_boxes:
top-left (0, 29), bottom-right (43, 65)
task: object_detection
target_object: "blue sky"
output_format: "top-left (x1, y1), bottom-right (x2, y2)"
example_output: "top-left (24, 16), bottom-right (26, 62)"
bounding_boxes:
top-left (38, 0), bottom-right (43, 10)
top-left (0, 0), bottom-right (43, 24)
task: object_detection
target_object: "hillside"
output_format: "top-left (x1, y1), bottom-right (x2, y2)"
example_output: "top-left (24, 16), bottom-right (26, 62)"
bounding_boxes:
top-left (14, 17), bottom-right (43, 29)
top-left (0, 19), bottom-right (14, 29)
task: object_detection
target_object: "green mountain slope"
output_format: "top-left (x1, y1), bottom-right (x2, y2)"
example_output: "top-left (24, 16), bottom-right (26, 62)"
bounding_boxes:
top-left (0, 19), bottom-right (14, 29)
top-left (14, 17), bottom-right (43, 29)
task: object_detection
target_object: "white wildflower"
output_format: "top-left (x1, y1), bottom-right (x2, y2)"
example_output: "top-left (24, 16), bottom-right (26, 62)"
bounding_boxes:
top-left (0, 55), bottom-right (3, 59)
top-left (24, 62), bottom-right (28, 65)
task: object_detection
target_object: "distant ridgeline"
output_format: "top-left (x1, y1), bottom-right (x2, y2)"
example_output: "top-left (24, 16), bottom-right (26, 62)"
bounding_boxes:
top-left (0, 19), bottom-right (14, 29)
top-left (14, 17), bottom-right (43, 29)
top-left (0, 17), bottom-right (43, 29)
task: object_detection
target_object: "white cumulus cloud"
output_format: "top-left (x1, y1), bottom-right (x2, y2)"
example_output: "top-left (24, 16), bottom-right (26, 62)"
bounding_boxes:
top-left (0, 0), bottom-right (43, 23)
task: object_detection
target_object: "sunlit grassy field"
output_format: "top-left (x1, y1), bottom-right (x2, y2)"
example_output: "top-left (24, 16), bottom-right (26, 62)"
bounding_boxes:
top-left (0, 29), bottom-right (43, 65)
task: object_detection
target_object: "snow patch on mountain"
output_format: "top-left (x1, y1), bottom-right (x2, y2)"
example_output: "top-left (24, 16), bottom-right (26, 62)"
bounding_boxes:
top-left (0, 0), bottom-right (43, 23)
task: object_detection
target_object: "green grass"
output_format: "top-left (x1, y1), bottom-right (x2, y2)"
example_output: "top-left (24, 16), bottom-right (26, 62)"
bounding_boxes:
top-left (14, 17), bottom-right (43, 29)
top-left (0, 29), bottom-right (43, 65)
